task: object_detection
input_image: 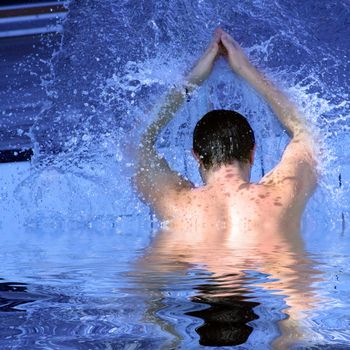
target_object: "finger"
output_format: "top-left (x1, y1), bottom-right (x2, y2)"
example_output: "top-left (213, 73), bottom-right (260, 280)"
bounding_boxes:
top-left (221, 33), bottom-right (236, 50)
top-left (214, 27), bottom-right (224, 40)
top-left (222, 33), bottom-right (240, 48)
top-left (208, 42), bottom-right (219, 57)
top-left (221, 33), bottom-right (232, 42)
top-left (204, 39), bottom-right (219, 58)
top-left (217, 28), bottom-right (227, 36)
top-left (220, 33), bottom-right (230, 47)
top-left (202, 30), bottom-right (222, 59)
top-left (211, 28), bottom-right (222, 44)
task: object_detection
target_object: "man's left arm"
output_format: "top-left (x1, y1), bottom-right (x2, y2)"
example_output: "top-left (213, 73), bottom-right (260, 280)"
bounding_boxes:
top-left (135, 28), bottom-right (223, 216)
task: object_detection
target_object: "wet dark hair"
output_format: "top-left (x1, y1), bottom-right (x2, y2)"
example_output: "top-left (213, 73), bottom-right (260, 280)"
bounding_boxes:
top-left (193, 110), bottom-right (255, 170)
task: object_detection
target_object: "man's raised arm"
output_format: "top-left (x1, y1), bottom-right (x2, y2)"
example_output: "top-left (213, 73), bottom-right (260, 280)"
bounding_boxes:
top-left (220, 31), bottom-right (317, 197)
top-left (135, 29), bottom-right (222, 216)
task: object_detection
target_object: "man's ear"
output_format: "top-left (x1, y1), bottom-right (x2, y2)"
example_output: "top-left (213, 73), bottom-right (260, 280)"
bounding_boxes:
top-left (192, 149), bottom-right (201, 163)
top-left (249, 144), bottom-right (256, 165)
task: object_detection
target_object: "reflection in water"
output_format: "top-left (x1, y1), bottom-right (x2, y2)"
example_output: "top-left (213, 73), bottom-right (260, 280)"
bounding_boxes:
top-left (140, 228), bottom-right (325, 349)
top-left (0, 280), bottom-right (31, 313)
top-left (186, 284), bottom-right (260, 347)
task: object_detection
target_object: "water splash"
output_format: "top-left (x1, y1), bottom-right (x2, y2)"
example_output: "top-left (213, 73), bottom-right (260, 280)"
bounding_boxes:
top-left (6, 0), bottom-right (347, 237)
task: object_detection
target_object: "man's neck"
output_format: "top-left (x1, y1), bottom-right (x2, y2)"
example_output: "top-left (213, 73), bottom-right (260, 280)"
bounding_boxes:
top-left (202, 163), bottom-right (252, 186)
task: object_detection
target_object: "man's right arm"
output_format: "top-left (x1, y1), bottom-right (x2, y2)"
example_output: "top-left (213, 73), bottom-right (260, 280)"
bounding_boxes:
top-left (221, 31), bottom-right (317, 201)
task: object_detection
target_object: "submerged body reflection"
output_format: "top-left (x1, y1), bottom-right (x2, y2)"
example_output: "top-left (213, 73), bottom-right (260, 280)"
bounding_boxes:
top-left (186, 279), bottom-right (260, 347)
top-left (140, 228), bottom-right (322, 349)
top-left (0, 280), bottom-right (30, 313)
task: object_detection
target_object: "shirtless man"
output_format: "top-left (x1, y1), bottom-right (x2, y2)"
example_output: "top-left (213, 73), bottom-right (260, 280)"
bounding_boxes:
top-left (135, 28), bottom-right (318, 346)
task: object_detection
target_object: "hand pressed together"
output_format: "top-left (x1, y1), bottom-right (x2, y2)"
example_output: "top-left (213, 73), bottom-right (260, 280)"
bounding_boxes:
top-left (187, 28), bottom-right (252, 85)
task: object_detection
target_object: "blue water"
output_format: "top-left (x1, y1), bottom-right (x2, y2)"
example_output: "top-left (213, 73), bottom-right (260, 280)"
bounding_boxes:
top-left (0, 0), bottom-right (350, 349)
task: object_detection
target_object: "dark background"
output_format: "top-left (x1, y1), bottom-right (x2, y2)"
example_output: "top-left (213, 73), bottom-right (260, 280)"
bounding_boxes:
top-left (0, 1), bottom-right (67, 161)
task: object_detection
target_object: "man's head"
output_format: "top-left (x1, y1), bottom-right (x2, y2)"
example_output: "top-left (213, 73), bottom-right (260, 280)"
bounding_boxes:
top-left (193, 109), bottom-right (255, 171)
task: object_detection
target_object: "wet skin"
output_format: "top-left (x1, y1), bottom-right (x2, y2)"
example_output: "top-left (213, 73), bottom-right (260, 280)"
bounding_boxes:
top-left (140, 165), bottom-right (321, 348)
top-left (135, 28), bottom-right (320, 349)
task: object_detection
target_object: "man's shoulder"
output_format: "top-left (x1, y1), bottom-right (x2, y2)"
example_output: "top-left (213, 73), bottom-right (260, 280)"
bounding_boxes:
top-left (250, 181), bottom-right (308, 213)
top-left (155, 186), bottom-right (197, 216)
top-left (170, 186), bottom-right (202, 203)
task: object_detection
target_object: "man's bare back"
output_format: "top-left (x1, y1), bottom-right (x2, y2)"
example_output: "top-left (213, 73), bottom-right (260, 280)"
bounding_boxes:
top-left (162, 171), bottom-right (303, 236)
top-left (148, 161), bottom-right (313, 272)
